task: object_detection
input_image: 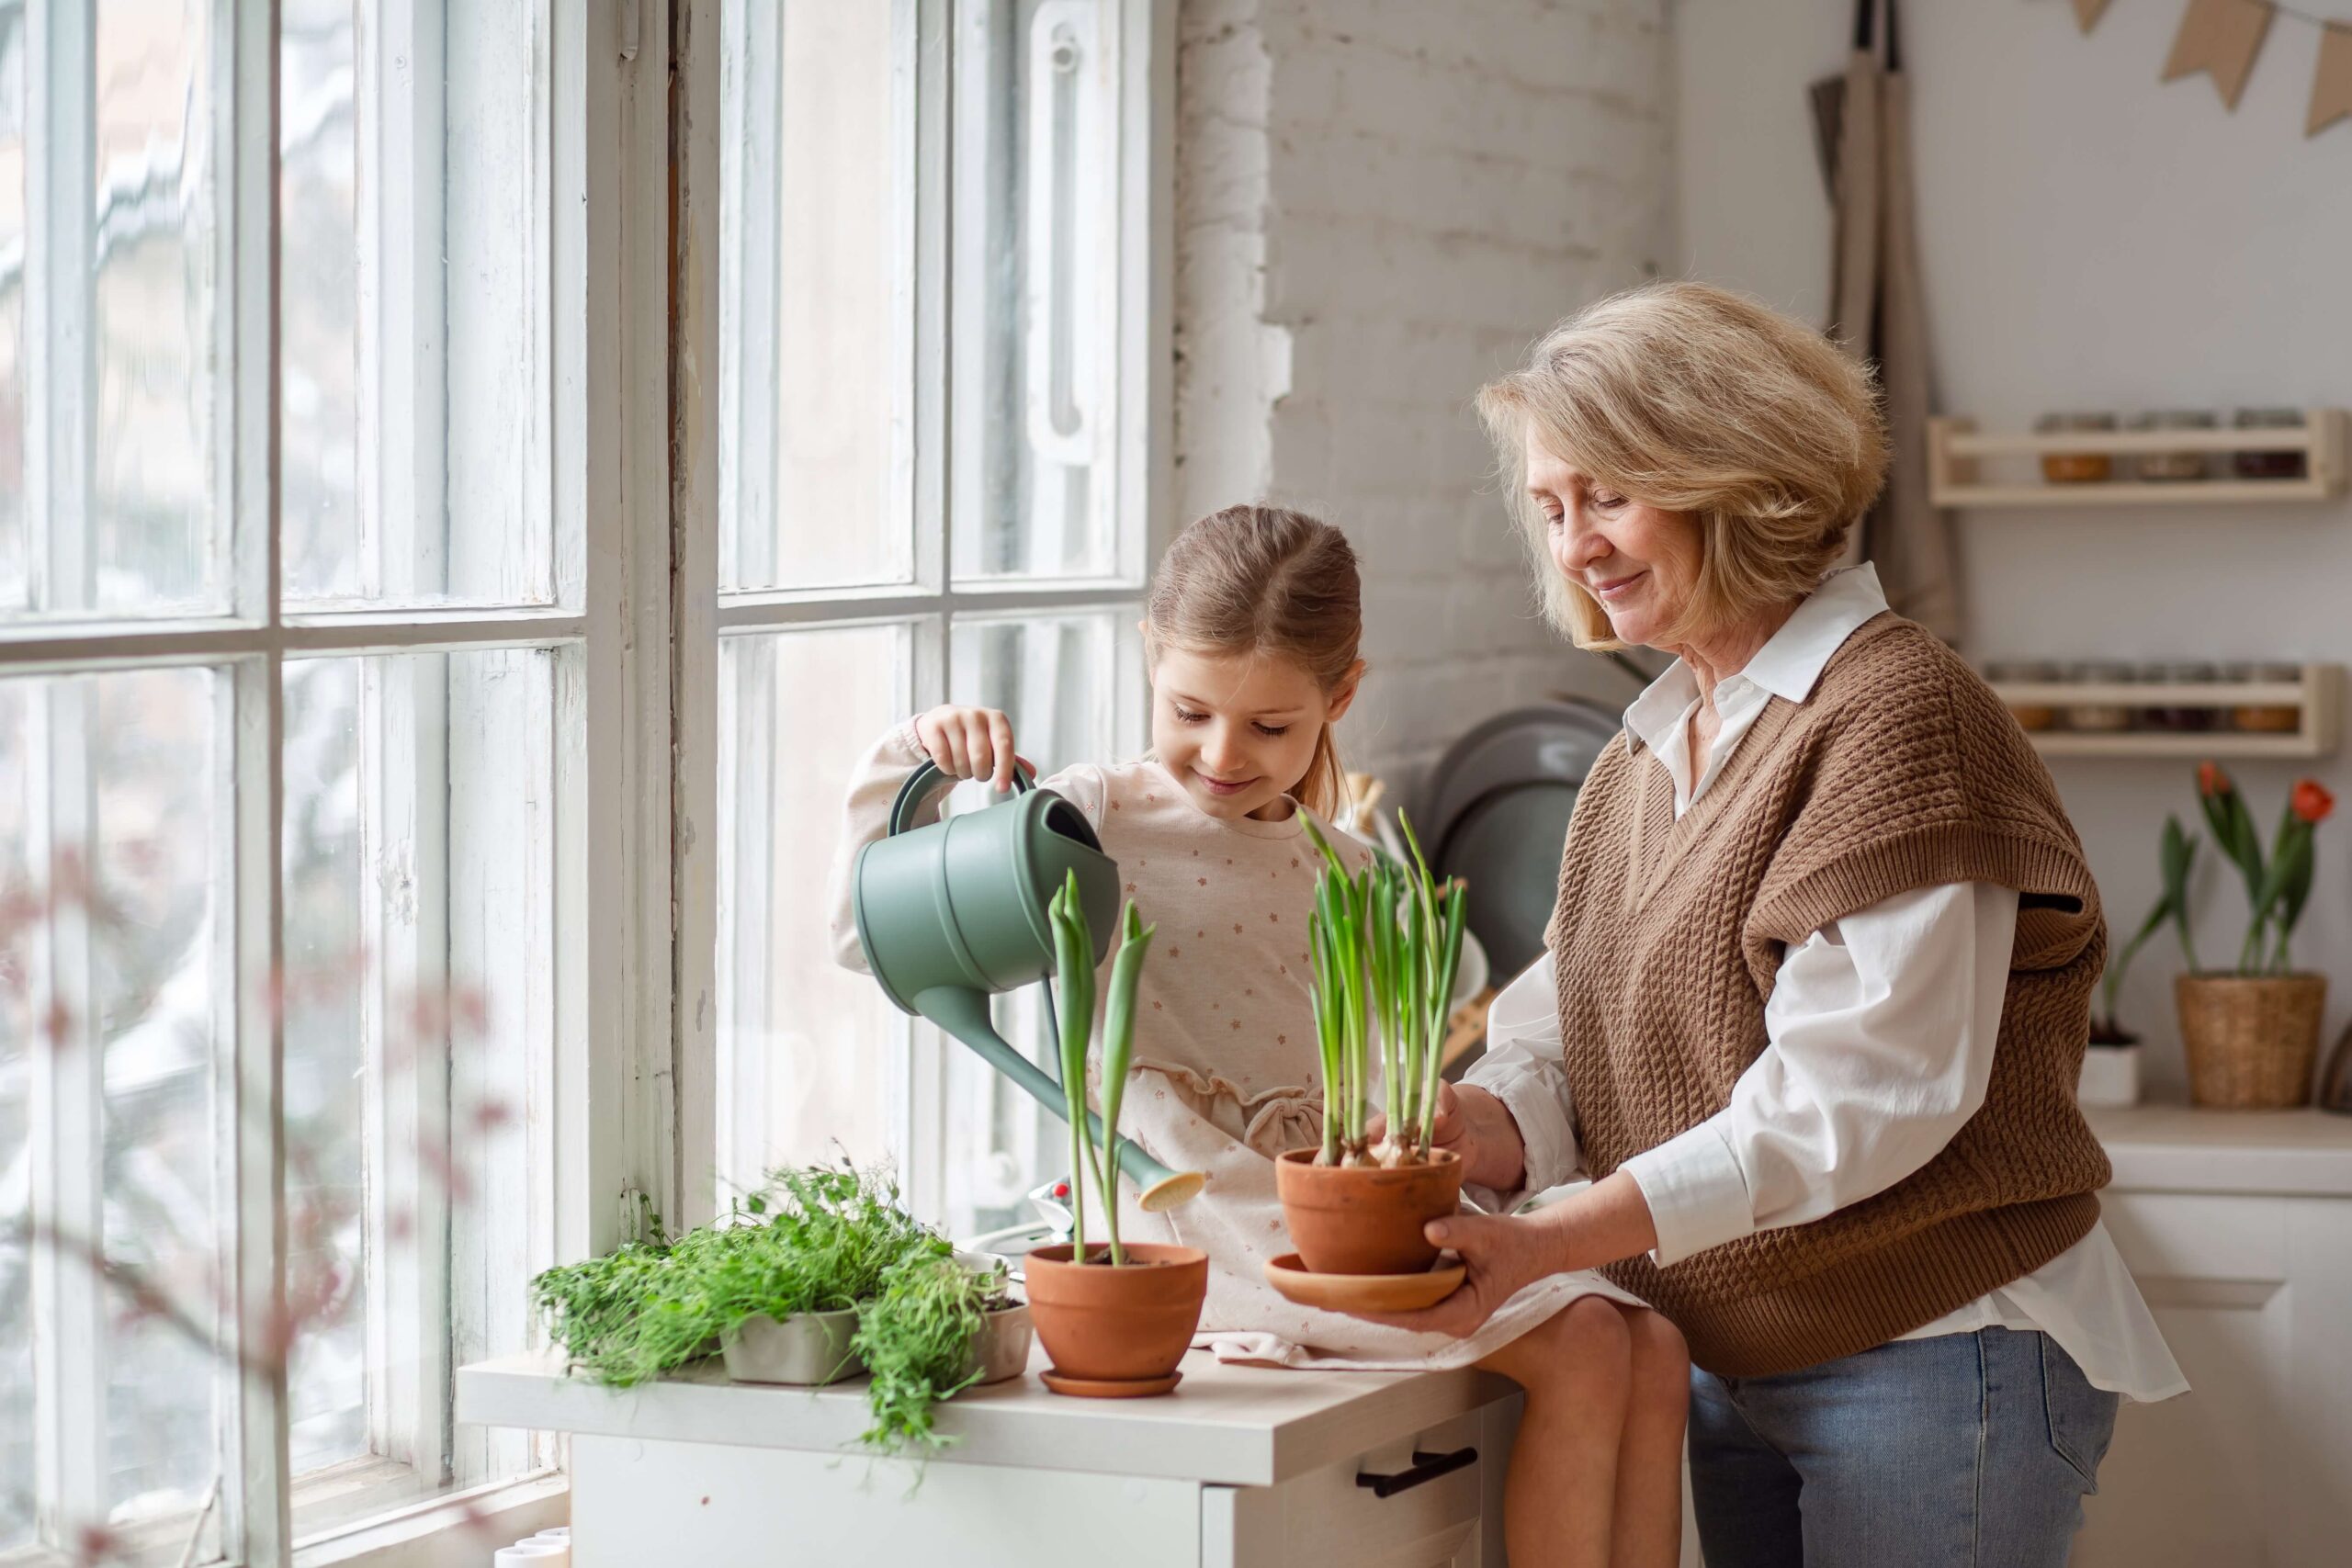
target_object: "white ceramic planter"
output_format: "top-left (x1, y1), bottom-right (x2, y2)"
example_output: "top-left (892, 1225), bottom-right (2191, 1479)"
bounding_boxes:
top-left (719, 1308), bottom-right (864, 1385)
top-left (2079, 1043), bottom-right (2142, 1109)
top-left (962, 1303), bottom-right (1034, 1385)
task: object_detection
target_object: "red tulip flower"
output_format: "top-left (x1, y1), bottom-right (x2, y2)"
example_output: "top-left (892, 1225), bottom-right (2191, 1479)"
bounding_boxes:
top-left (2198, 761), bottom-right (2230, 798)
top-left (2292, 779), bottom-right (2335, 824)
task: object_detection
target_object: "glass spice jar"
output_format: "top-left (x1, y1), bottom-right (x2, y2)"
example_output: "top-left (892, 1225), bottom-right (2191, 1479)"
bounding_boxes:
top-left (2037, 413), bottom-right (2117, 483)
top-left (2062, 660), bottom-right (2139, 732)
top-left (1985, 660), bottom-right (2062, 731)
top-left (2227, 660), bottom-right (2305, 733)
top-left (2145, 660), bottom-right (2220, 731)
top-left (2129, 411), bottom-right (2215, 481)
top-left (2232, 408), bottom-right (2309, 480)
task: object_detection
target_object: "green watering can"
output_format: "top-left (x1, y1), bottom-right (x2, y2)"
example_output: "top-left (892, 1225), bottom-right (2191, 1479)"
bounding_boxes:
top-left (851, 761), bottom-right (1205, 1213)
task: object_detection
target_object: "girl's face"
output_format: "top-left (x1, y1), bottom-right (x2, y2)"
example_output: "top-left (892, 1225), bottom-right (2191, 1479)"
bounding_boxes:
top-left (1148, 641), bottom-right (1362, 821)
top-left (1524, 432), bottom-right (1702, 651)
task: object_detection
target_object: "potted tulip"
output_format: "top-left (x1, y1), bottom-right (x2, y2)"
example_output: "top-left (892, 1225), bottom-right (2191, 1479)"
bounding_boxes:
top-left (2172, 764), bottom-right (2335, 1108)
top-left (1020, 874), bottom-right (1208, 1398)
top-left (2085, 818), bottom-right (2200, 1106)
top-left (1272, 816), bottom-right (1468, 1277)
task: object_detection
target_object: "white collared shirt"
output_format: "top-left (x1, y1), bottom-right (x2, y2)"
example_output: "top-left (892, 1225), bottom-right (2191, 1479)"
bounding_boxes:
top-left (1470, 565), bottom-right (2185, 1400)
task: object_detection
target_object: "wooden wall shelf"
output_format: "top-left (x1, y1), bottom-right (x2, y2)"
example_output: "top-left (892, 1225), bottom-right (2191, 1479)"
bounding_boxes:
top-left (1990, 664), bottom-right (2341, 760)
top-left (1928, 410), bottom-right (2347, 507)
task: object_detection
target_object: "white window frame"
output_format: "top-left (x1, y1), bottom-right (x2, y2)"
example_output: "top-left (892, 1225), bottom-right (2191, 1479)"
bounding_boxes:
top-left (0, 2), bottom-right (672, 1564)
top-left (669, 0), bottom-right (1174, 1229)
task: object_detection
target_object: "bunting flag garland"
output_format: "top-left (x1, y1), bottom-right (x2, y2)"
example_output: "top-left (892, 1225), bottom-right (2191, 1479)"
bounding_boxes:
top-left (2163, 0), bottom-right (2276, 108)
top-left (2071, 0), bottom-right (2352, 137)
top-left (2312, 22), bottom-right (2352, 133)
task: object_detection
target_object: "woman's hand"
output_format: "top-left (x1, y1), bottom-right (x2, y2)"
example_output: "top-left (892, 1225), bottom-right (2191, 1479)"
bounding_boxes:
top-left (1366, 1083), bottom-right (1528, 1190)
top-left (1431, 1081), bottom-right (1531, 1193)
top-left (913, 705), bottom-right (1030, 793)
top-left (1352, 1171), bottom-right (1662, 1339)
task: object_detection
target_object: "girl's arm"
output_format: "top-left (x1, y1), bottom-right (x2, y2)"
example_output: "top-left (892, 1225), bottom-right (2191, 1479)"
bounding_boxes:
top-left (823, 709), bottom-right (1105, 972)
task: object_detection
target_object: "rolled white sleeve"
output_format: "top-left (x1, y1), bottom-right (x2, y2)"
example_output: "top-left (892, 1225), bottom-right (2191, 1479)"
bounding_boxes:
top-left (1464, 952), bottom-right (1586, 1194)
top-left (1619, 881), bottom-right (2021, 1267)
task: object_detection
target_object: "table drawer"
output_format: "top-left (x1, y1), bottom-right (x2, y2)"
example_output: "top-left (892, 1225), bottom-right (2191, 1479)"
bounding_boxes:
top-left (1204, 1409), bottom-right (1489, 1568)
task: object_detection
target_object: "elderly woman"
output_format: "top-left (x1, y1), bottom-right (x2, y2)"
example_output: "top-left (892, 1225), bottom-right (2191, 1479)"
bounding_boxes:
top-left (1367, 283), bottom-right (2184, 1567)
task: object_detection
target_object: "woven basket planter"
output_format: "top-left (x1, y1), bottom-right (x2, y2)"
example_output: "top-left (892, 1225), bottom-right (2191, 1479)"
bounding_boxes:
top-left (2176, 974), bottom-right (2325, 1109)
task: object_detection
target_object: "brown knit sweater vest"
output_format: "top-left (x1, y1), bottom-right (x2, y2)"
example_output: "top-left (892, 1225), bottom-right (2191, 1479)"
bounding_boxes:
top-left (1548, 613), bottom-right (2111, 1377)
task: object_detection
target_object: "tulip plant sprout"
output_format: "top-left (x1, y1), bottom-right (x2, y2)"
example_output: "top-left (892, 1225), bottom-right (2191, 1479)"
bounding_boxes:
top-left (1302, 813), bottom-right (1467, 1168)
top-left (1046, 872), bottom-right (1155, 1264)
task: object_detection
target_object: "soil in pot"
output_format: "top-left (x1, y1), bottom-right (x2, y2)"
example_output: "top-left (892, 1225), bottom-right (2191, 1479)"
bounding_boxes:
top-left (719, 1307), bottom-right (864, 1385)
top-left (1022, 1243), bottom-right (1205, 1394)
top-left (1274, 1147), bottom-right (1464, 1276)
top-left (2177, 973), bottom-right (2325, 1109)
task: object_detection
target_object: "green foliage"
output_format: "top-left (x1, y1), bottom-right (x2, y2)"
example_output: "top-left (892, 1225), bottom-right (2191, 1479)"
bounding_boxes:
top-left (1302, 812), bottom-right (1466, 1167)
top-left (530, 1161), bottom-right (931, 1390)
top-left (851, 1248), bottom-right (1011, 1455)
top-left (1046, 872), bottom-right (1156, 1265)
top-left (2183, 768), bottom-right (2333, 976)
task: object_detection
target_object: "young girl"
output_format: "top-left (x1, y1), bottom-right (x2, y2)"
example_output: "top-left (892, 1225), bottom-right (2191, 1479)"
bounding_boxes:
top-left (827, 505), bottom-right (1687, 1568)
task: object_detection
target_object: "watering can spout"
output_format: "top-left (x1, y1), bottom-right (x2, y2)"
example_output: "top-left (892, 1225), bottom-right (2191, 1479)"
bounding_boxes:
top-left (915, 986), bottom-right (1205, 1213)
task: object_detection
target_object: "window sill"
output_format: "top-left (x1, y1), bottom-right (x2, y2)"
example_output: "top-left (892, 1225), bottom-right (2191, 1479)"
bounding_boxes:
top-left (293, 1472), bottom-right (567, 1568)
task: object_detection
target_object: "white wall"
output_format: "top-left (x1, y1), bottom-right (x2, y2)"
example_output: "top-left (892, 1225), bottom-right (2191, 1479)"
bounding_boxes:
top-left (1677, 0), bottom-right (2352, 1099)
top-left (1174, 0), bottom-right (1677, 790)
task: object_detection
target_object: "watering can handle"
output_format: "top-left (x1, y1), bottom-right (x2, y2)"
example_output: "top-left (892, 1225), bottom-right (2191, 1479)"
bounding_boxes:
top-left (887, 758), bottom-right (1035, 838)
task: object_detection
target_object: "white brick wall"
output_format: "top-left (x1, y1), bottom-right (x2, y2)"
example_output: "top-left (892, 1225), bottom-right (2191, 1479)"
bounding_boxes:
top-left (1173, 0), bottom-right (1675, 791)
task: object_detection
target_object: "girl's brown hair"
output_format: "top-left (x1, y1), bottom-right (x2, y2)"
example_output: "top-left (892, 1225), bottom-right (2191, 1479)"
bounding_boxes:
top-left (1143, 505), bottom-right (1362, 819)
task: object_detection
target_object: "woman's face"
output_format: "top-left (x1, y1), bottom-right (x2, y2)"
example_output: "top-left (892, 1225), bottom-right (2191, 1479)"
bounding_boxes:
top-left (1524, 433), bottom-right (1702, 650)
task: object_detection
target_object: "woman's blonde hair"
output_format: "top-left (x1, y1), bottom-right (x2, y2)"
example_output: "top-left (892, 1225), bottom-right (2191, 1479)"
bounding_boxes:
top-left (1476, 281), bottom-right (1889, 650)
top-left (1143, 505), bottom-right (1361, 819)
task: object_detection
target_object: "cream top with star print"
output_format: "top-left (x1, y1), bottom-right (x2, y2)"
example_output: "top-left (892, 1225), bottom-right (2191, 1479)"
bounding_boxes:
top-left (826, 717), bottom-right (1374, 1120)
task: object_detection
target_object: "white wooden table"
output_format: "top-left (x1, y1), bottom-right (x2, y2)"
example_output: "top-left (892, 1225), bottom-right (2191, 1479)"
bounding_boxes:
top-left (461, 1105), bottom-right (2352, 1567)
top-left (458, 1348), bottom-right (1524, 1567)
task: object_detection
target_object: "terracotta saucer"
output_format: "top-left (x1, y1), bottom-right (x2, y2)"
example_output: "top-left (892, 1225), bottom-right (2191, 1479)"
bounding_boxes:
top-left (1262, 1253), bottom-right (1465, 1313)
top-left (1039, 1369), bottom-right (1183, 1399)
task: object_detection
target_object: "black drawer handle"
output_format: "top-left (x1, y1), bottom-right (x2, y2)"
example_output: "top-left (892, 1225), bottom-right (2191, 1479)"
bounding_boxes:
top-left (1356, 1446), bottom-right (1477, 1499)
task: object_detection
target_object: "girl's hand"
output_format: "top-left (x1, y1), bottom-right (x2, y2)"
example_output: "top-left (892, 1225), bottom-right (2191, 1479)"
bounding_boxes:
top-left (913, 705), bottom-right (1030, 793)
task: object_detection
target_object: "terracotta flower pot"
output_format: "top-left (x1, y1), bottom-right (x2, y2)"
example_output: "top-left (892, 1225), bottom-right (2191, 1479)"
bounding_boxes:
top-left (1022, 1244), bottom-right (1205, 1389)
top-left (1274, 1147), bottom-right (1464, 1275)
top-left (2176, 973), bottom-right (2325, 1109)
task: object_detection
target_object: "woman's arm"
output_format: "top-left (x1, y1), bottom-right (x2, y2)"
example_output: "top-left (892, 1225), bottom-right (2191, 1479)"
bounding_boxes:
top-left (1362, 879), bottom-right (2018, 1336)
top-left (1615, 880), bottom-right (2018, 1265)
top-left (1453, 951), bottom-right (1586, 1194)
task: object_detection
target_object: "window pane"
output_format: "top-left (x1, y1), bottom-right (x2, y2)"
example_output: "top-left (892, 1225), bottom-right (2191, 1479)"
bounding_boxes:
top-left (0, 666), bottom-right (225, 1554)
top-left (939, 612), bottom-right (1136, 1238)
top-left (717, 624), bottom-right (910, 1195)
top-left (281, 1), bottom-right (552, 609)
top-left (0, 678), bottom-right (30, 1551)
top-left (718, 0), bottom-right (910, 592)
top-left (0, 6), bottom-right (24, 616)
top-left (281, 648), bottom-right (556, 1535)
top-left (89, 667), bottom-right (220, 1525)
top-left (953, 0), bottom-right (1122, 582)
top-left (89, 0), bottom-right (220, 615)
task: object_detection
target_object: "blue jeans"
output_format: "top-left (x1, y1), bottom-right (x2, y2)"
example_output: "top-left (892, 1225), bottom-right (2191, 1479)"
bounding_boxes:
top-left (1687, 1327), bottom-right (2118, 1568)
